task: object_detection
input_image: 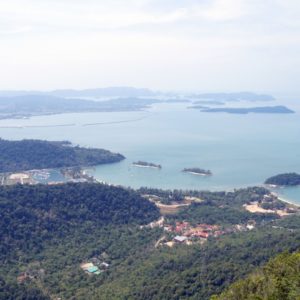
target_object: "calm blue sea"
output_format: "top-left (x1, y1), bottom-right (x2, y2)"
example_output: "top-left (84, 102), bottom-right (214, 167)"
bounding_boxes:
top-left (0, 99), bottom-right (299, 204)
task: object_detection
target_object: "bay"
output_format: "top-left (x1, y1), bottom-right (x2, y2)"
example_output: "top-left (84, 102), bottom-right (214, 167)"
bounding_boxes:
top-left (0, 100), bottom-right (299, 204)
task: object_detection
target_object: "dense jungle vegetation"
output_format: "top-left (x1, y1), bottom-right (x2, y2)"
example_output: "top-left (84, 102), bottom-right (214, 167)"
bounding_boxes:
top-left (1, 182), bottom-right (299, 299)
top-left (212, 250), bottom-right (300, 300)
top-left (0, 139), bottom-right (124, 172)
top-left (265, 172), bottom-right (300, 186)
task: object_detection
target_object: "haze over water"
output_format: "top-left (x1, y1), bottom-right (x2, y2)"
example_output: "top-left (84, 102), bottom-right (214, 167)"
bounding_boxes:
top-left (0, 98), bottom-right (299, 204)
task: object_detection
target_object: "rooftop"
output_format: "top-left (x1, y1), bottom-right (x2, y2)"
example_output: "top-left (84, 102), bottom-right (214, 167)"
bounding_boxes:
top-left (174, 235), bottom-right (188, 242)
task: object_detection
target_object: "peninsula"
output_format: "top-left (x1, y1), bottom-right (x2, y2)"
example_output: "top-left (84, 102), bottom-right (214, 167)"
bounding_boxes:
top-left (0, 138), bottom-right (125, 173)
top-left (133, 161), bottom-right (162, 169)
top-left (182, 168), bottom-right (212, 176)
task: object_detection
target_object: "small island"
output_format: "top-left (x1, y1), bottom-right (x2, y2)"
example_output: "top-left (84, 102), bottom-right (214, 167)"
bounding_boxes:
top-left (182, 168), bottom-right (212, 176)
top-left (265, 173), bottom-right (300, 186)
top-left (133, 161), bottom-right (162, 169)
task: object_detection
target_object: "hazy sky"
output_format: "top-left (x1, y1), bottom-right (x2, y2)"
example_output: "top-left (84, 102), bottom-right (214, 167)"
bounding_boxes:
top-left (1, 0), bottom-right (300, 93)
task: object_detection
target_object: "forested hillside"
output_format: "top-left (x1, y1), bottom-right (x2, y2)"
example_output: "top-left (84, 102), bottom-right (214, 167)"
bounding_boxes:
top-left (0, 139), bottom-right (124, 172)
top-left (0, 183), bottom-right (160, 299)
top-left (0, 183), bottom-right (159, 261)
top-left (0, 278), bottom-right (50, 300)
top-left (1, 183), bottom-right (299, 299)
top-left (94, 226), bottom-right (300, 299)
top-left (211, 250), bottom-right (300, 300)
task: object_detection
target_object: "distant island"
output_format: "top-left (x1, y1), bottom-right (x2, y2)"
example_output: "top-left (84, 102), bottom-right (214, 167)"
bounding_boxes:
top-left (182, 168), bottom-right (212, 176)
top-left (0, 90), bottom-right (284, 120)
top-left (0, 95), bottom-right (161, 119)
top-left (133, 161), bottom-right (162, 169)
top-left (265, 173), bottom-right (300, 186)
top-left (199, 106), bottom-right (294, 114)
top-left (190, 92), bottom-right (275, 102)
top-left (0, 139), bottom-right (125, 173)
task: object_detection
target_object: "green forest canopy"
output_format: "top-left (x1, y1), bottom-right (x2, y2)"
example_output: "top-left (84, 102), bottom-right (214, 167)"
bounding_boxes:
top-left (265, 172), bottom-right (300, 186)
top-left (211, 250), bottom-right (300, 300)
top-left (0, 139), bottom-right (125, 172)
top-left (0, 183), bottom-right (299, 299)
top-left (0, 182), bottom-right (159, 262)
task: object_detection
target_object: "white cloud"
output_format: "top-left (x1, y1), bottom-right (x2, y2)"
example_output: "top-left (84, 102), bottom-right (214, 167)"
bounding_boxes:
top-left (0, 1), bottom-right (189, 32)
top-left (0, 0), bottom-right (299, 34)
top-left (0, 0), bottom-right (257, 34)
top-left (0, 0), bottom-right (300, 92)
top-left (196, 0), bottom-right (248, 21)
top-left (0, 26), bottom-right (32, 35)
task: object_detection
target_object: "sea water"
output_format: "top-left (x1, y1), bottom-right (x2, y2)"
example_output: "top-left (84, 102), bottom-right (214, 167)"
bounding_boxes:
top-left (0, 100), bottom-right (299, 204)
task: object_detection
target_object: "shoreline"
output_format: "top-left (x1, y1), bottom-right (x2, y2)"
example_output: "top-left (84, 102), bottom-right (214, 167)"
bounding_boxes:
top-left (132, 164), bottom-right (161, 169)
top-left (271, 191), bottom-right (300, 207)
top-left (183, 171), bottom-right (211, 176)
top-left (265, 184), bottom-right (300, 207)
top-left (86, 172), bottom-right (300, 206)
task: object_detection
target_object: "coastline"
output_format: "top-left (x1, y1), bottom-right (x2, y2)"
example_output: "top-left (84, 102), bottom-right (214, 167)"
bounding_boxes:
top-left (264, 183), bottom-right (300, 207)
top-left (270, 191), bottom-right (300, 207)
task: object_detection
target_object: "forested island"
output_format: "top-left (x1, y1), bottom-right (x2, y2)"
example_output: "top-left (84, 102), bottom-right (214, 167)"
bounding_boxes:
top-left (0, 139), bottom-right (124, 173)
top-left (0, 91), bottom-right (284, 120)
top-left (265, 172), bottom-right (300, 186)
top-left (133, 161), bottom-right (162, 169)
top-left (182, 167), bottom-right (212, 175)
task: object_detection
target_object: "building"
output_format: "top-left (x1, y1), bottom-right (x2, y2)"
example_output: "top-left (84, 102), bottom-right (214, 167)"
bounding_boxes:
top-left (100, 262), bottom-right (110, 269)
top-left (174, 235), bottom-right (188, 243)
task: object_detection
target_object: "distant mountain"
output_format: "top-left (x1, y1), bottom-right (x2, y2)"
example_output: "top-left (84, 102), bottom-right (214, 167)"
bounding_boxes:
top-left (191, 92), bottom-right (275, 102)
top-left (0, 90), bottom-right (275, 101)
top-left (0, 86), bottom-right (156, 98)
top-left (0, 95), bottom-right (100, 114)
top-left (50, 86), bottom-right (156, 98)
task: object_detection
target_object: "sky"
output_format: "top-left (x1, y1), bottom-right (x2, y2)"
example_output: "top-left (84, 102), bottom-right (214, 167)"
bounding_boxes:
top-left (1, 0), bottom-right (300, 93)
